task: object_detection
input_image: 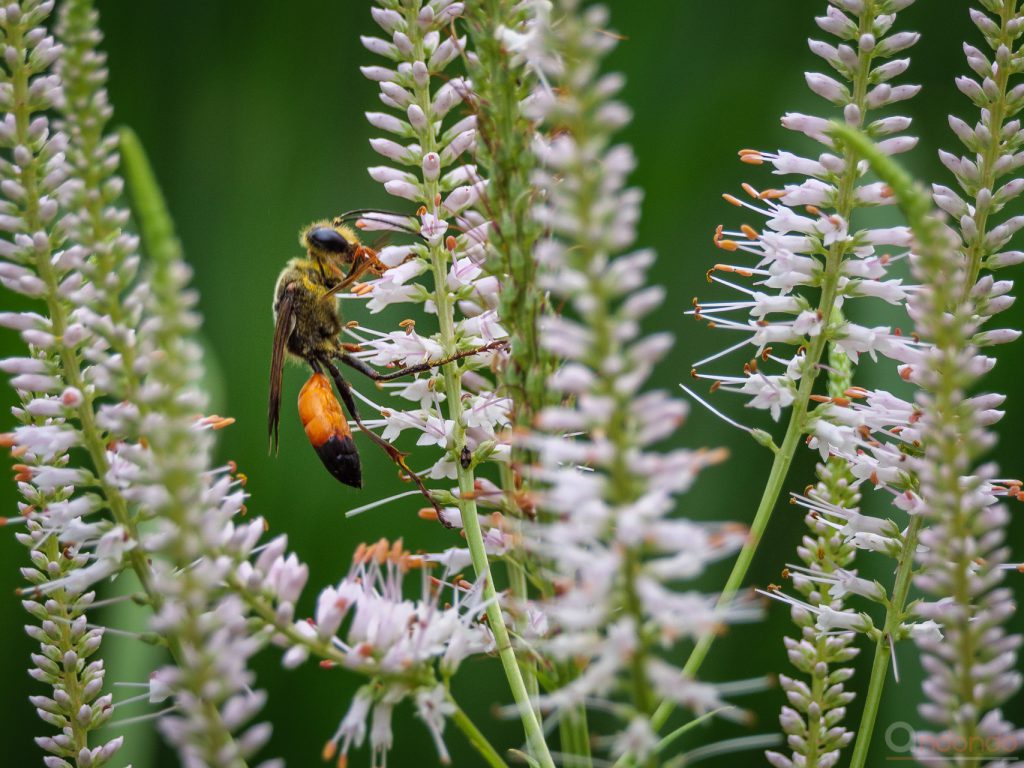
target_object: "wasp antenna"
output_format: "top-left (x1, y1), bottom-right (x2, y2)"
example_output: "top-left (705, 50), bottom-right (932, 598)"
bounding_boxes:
top-left (334, 207), bottom-right (411, 219)
top-left (333, 209), bottom-right (424, 239)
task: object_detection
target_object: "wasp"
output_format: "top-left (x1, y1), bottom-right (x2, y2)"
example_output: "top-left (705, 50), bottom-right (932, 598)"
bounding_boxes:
top-left (268, 213), bottom-right (502, 506)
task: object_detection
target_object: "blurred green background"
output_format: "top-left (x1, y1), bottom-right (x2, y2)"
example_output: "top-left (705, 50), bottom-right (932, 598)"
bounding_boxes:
top-left (1, 0), bottom-right (1022, 765)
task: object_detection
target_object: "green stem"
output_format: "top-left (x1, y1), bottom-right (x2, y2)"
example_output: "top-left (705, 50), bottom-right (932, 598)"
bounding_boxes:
top-left (501, 462), bottom-right (541, 714)
top-left (436, 343), bottom-right (553, 768)
top-left (848, 515), bottom-right (923, 768)
top-left (466, 0), bottom-right (550, 428)
top-left (828, 115), bottom-right (954, 768)
top-left (449, 693), bottom-right (513, 768)
top-left (654, 707), bottom-right (730, 756)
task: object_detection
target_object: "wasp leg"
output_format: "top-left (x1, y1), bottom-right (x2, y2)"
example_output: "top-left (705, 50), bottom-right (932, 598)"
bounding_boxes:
top-left (319, 357), bottom-right (449, 525)
top-left (323, 246), bottom-right (388, 298)
top-left (337, 339), bottom-right (508, 383)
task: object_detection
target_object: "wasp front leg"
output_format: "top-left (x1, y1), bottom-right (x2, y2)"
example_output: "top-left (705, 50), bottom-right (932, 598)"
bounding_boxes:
top-left (352, 244), bottom-right (388, 276)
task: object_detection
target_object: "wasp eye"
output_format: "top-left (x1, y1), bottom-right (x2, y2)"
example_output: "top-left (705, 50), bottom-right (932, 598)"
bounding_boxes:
top-left (307, 227), bottom-right (350, 254)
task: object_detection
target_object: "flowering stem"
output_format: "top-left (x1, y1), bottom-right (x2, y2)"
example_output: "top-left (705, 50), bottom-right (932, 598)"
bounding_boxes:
top-left (645, 7), bottom-right (881, 746)
top-left (118, 128), bottom-right (247, 765)
top-left (7, 21), bottom-right (157, 617)
top-left (429, 245), bottom-right (554, 768)
top-left (848, 516), bottom-right (922, 768)
top-left (465, 0), bottom-right (551, 428)
top-left (392, 8), bottom-right (553, 761)
top-left (465, 1), bottom-right (548, 729)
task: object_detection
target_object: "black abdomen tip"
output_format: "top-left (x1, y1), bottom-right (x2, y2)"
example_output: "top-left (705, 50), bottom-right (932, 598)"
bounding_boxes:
top-left (314, 434), bottom-right (362, 488)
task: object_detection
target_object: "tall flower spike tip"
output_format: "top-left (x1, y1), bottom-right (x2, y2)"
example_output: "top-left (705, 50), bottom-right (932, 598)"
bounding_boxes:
top-left (117, 130), bottom-right (275, 767)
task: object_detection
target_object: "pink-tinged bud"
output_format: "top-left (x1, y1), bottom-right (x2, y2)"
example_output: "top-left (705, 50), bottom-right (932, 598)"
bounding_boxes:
top-left (442, 185), bottom-right (476, 214)
top-left (436, 2), bottom-right (465, 24)
top-left (430, 36), bottom-right (464, 70)
top-left (875, 31), bottom-right (919, 57)
top-left (100, 737), bottom-right (124, 759)
top-left (440, 129), bottom-right (475, 165)
top-left (956, 75), bottom-right (985, 104)
top-left (360, 35), bottom-right (395, 60)
top-left (987, 250), bottom-right (1024, 269)
top-left (416, 5), bottom-right (435, 28)
top-left (411, 60), bottom-right (429, 88)
top-left (805, 72), bottom-right (848, 105)
top-left (422, 152), bottom-right (440, 181)
top-left (406, 103), bottom-right (427, 131)
top-left (379, 81), bottom-right (413, 108)
top-left (814, 7), bottom-right (856, 38)
top-left (876, 135), bottom-right (918, 155)
top-left (365, 111), bottom-right (408, 135)
top-left (392, 31), bottom-right (413, 57)
top-left (61, 387), bottom-right (83, 407)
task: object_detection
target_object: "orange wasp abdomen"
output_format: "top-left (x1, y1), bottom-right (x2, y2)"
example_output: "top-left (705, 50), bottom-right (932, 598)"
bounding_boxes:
top-left (298, 372), bottom-right (362, 488)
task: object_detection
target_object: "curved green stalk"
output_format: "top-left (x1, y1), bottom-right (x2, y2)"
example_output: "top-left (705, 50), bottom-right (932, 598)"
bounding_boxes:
top-left (118, 125), bottom-right (244, 766)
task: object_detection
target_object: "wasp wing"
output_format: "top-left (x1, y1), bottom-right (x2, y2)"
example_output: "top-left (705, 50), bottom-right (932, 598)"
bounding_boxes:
top-left (268, 283), bottom-right (296, 454)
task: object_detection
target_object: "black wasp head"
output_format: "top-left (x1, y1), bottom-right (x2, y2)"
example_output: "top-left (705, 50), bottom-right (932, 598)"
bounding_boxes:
top-left (306, 226), bottom-right (352, 255)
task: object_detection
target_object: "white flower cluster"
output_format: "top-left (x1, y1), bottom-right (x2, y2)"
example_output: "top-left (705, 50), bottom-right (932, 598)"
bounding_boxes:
top-left (520, 1), bottom-right (754, 759)
top-left (694, 0), bottom-right (920, 431)
top-left (354, 0), bottom-right (511, 492)
top-left (279, 538), bottom-right (492, 766)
